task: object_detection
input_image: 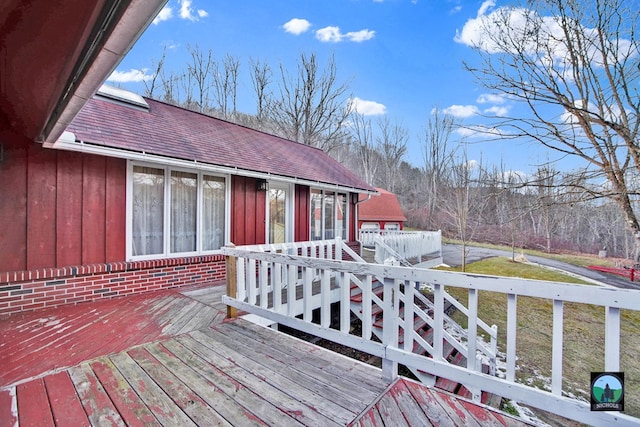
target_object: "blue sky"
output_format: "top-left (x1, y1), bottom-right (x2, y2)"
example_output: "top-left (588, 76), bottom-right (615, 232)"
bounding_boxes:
top-left (108, 0), bottom-right (557, 174)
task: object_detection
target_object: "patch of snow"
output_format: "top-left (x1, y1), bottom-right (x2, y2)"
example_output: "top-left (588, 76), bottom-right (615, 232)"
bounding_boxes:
top-left (44, 319), bottom-right (61, 327)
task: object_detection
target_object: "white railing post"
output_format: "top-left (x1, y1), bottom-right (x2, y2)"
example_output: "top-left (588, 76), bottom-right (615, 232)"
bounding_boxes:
top-left (362, 275), bottom-right (373, 340)
top-left (467, 288), bottom-right (478, 371)
top-left (506, 293), bottom-right (517, 382)
top-left (552, 299), bottom-right (564, 395)
top-left (340, 272), bottom-right (351, 334)
top-left (605, 306), bottom-right (621, 371)
top-left (259, 260), bottom-right (268, 309)
top-left (433, 283), bottom-right (444, 361)
top-left (403, 282), bottom-right (414, 352)
top-left (382, 279), bottom-right (399, 382)
top-left (286, 264), bottom-right (296, 317)
top-left (273, 261), bottom-right (282, 313)
top-left (303, 266), bottom-right (313, 322)
top-left (490, 324), bottom-right (498, 376)
top-left (247, 258), bottom-right (257, 305)
top-left (321, 269), bottom-right (331, 328)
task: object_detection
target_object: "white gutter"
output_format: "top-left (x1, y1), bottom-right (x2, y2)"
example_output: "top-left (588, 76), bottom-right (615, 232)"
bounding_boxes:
top-left (47, 134), bottom-right (377, 195)
top-left (42, 0), bottom-right (168, 144)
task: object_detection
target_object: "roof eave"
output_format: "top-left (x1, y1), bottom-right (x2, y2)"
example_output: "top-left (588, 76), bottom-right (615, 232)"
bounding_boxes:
top-left (48, 135), bottom-right (377, 194)
top-left (41, 0), bottom-right (167, 145)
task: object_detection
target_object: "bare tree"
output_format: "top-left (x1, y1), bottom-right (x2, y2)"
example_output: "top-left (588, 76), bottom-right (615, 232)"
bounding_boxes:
top-left (267, 53), bottom-right (351, 153)
top-left (186, 45), bottom-right (215, 112)
top-left (442, 149), bottom-right (491, 271)
top-left (143, 47), bottom-right (167, 99)
top-left (348, 112), bottom-right (379, 185)
top-left (421, 109), bottom-right (457, 231)
top-left (211, 53), bottom-right (240, 119)
top-left (376, 117), bottom-right (408, 193)
top-left (461, 0), bottom-right (640, 260)
top-left (249, 58), bottom-right (272, 127)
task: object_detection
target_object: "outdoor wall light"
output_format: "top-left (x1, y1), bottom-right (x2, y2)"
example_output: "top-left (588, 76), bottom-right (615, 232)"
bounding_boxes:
top-left (256, 179), bottom-right (269, 191)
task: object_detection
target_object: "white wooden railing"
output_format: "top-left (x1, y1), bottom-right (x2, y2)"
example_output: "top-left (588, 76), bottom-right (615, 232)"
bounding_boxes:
top-left (360, 230), bottom-right (442, 266)
top-left (221, 240), bottom-right (640, 426)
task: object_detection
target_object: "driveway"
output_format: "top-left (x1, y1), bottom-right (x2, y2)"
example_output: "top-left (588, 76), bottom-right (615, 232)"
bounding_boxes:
top-left (441, 244), bottom-right (640, 291)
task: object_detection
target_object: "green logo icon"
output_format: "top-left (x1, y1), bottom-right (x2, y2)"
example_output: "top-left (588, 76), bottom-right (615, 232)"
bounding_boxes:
top-left (591, 372), bottom-right (624, 411)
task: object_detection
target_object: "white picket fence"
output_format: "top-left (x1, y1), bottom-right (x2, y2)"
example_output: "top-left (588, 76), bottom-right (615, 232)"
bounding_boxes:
top-left (359, 230), bottom-right (442, 266)
top-left (221, 238), bottom-right (640, 426)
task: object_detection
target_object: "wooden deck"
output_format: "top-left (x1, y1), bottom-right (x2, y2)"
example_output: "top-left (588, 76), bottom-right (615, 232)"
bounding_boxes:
top-left (0, 285), bottom-right (532, 426)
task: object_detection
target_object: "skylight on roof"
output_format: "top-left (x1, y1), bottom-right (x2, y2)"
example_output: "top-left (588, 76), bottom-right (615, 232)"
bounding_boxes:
top-left (96, 84), bottom-right (149, 110)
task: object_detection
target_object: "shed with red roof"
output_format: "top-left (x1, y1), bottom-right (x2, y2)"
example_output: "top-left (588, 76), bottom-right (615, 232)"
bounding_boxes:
top-left (358, 188), bottom-right (407, 232)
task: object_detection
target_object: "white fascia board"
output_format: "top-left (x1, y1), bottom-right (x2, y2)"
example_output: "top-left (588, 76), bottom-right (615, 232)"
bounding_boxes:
top-left (47, 138), bottom-right (376, 195)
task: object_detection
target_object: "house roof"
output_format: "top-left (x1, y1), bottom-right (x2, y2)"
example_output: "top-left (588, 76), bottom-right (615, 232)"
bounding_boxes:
top-left (1, 0), bottom-right (166, 145)
top-left (63, 93), bottom-right (376, 193)
top-left (358, 188), bottom-right (407, 222)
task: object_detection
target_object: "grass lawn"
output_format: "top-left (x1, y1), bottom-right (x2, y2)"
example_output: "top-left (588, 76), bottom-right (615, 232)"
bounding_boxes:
top-left (437, 256), bottom-right (640, 418)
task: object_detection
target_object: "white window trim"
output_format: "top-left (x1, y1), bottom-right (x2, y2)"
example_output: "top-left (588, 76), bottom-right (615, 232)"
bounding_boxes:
top-left (126, 160), bottom-right (230, 261)
top-left (309, 188), bottom-right (349, 241)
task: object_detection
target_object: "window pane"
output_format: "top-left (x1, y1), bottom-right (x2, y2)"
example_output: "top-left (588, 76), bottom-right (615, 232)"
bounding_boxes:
top-left (337, 193), bottom-right (347, 239)
top-left (310, 189), bottom-right (322, 240)
top-left (132, 166), bottom-right (164, 256)
top-left (171, 171), bottom-right (197, 253)
top-left (269, 187), bottom-right (287, 244)
top-left (203, 175), bottom-right (226, 251)
top-left (324, 192), bottom-right (335, 239)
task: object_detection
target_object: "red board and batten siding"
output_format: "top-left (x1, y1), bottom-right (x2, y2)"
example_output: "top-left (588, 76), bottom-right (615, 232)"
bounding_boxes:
top-left (0, 141), bottom-right (361, 315)
top-left (230, 175), bottom-right (266, 246)
top-left (295, 184), bottom-right (310, 242)
top-left (0, 141), bottom-right (126, 273)
top-left (0, 142), bottom-right (226, 316)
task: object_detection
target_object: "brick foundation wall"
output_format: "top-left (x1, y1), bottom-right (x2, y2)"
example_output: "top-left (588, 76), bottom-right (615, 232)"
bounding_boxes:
top-left (0, 255), bottom-right (226, 317)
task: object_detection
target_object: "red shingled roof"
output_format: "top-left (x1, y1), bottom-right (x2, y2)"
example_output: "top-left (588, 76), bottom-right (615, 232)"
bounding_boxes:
top-left (66, 96), bottom-right (375, 192)
top-left (359, 188), bottom-right (407, 222)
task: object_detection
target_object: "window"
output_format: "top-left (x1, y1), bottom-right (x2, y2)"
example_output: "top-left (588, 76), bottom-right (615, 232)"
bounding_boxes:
top-left (267, 183), bottom-right (292, 244)
top-left (310, 189), bottom-right (348, 240)
top-left (129, 163), bottom-right (228, 259)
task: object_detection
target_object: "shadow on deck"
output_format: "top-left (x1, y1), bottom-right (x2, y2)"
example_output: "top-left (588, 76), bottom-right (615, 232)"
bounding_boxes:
top-left (0, 285), bottom-right (532, 426)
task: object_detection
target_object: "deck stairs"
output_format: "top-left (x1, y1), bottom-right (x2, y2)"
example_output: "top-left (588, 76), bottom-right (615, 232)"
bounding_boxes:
top-left (352, 238), bottom-right (495, 404)
top-left (349, 280), bottom-right (495, 404)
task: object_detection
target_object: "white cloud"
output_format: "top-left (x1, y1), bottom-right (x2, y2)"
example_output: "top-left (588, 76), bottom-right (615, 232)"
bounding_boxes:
top-left (107, 68), bottom-right (154, 83)
top-left (152, 1), bottom-right (207, 24)
top-left (348, 97), bottom-right (387, 116)
top-left (316, 26), bottom-right (343, 42)
top-left (477, 93), bottom-right (506, 104)
top-left (316, 26), bottom-right (375, 43)
top-left (477, 0), bottom-right (495, 16)
top-left (345, 29), bottom-right (375, 42)
top-left (153, 6), bottom-right (173, 25)
top-left (441, 104), bottom-right (480, 118)
top-left (180, 0), bottom-right (207, 21)
top-left (484, 105), bottom-right (510, 116)
top-left (283, 18), bottom-right (311, 35)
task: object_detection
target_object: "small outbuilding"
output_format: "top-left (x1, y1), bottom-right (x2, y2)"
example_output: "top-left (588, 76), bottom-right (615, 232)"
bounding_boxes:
top-left (358, 188), bottom-right (407, 233)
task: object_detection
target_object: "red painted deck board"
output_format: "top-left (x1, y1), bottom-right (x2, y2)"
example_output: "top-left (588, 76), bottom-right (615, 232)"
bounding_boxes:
top-left (16, 378), bottom-right (55, 426)
top-left (0, 388), bottom-right (17, 427)
top-left (0, 290), bottom-right (203, 387)
top-left (44, 371), bottom-right (90, 426)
